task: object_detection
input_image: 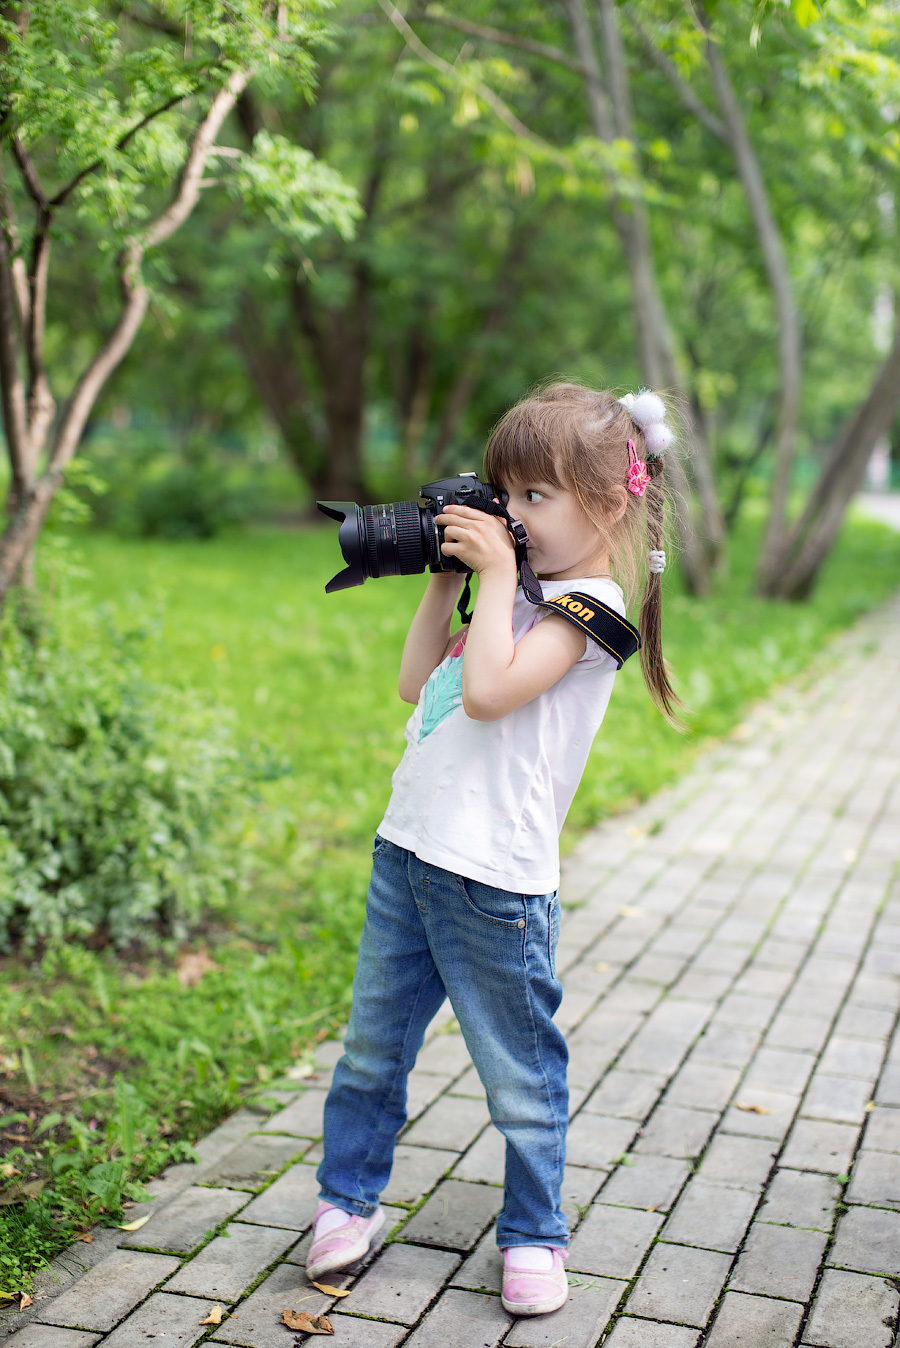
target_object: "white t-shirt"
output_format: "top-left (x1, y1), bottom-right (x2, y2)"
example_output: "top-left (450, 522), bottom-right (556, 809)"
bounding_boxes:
top-left (378, 576), bottom-right (625, 894)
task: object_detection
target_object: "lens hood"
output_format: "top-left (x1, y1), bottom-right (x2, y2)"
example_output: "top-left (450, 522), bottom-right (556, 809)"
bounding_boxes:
top-left (316, 501), bottom-right (366, 592)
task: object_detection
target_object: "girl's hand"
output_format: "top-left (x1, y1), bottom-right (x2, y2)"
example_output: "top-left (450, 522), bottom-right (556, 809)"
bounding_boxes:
top-left (436, 504), bottom-right (516, 578)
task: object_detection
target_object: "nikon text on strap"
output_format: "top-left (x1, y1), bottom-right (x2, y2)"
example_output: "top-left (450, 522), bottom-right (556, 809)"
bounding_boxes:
top-left (453, 497), bottom-right (641, 668)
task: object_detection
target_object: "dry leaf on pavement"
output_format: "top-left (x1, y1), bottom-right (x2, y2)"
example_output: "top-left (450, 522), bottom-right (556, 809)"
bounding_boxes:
top-left (311, 1283), bottom-right (350, 1297)
top-left (282, 1308), bottom-right (335, 1334)
top-left (199, 1306), bottom-right (224, 1325)
top-left (18, 1294), bottom-right (33, 1310)
top-left (176, 948), bottom-right (222, 988)
top-left (118, 1213), bottom-right (152, 1231)
top-left (734, 1102), bottom-right (772, 1114)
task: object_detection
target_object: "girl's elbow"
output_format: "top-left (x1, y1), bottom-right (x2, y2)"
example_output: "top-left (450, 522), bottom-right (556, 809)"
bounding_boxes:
top-left (462, 690), bottom-right (505, 722)
top-left (398, 676), bottom-right (421, 704)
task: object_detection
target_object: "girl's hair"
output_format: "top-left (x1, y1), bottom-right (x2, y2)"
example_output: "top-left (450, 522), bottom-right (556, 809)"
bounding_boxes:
top-left (483, 380), bottom-right (683, 725)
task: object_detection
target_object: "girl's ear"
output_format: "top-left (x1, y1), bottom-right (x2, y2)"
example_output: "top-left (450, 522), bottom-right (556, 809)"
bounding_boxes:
top-left (608, 485), bottom-right (628, 524)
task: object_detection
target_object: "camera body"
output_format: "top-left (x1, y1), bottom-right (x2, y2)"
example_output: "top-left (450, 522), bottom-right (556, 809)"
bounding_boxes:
top-left (317, 473), bottom-right (495, 593)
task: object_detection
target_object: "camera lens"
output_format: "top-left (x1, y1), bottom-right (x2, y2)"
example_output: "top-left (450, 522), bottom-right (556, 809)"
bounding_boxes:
top-left (362, 501), bottom-right (434, 578)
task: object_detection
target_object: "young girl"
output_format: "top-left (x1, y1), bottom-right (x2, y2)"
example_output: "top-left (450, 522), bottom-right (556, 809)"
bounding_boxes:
top-left (307, 382), bottom-right (680, 1317)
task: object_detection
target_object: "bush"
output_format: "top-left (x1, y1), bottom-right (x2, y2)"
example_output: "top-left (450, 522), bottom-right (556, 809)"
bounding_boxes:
top-left (0, 607), bottom-right (249, 951)
top-left (78, 433), bottom-right (264, 539)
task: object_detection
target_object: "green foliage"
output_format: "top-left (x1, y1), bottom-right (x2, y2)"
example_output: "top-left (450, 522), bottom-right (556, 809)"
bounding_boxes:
top-left (229, 131), bottom-right (363, 252)
top-left (0, 605), bottom-right (248, 952)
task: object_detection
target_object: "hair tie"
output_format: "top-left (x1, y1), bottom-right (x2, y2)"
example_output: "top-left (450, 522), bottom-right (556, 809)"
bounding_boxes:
top-left (626, 439), bottom-right (650, 497)
top-left (648, 550), bottom-right (666, 574)
top-left (619, 389), bottom-right (674, 458)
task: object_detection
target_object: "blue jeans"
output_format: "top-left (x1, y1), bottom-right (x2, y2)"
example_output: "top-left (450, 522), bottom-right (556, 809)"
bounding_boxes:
top-left (317, 837), bottom-right (569, 1249)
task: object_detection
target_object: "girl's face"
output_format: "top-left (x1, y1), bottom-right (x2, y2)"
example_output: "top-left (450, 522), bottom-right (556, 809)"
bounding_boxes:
top-left (500, 478), bottom-right (610, 581)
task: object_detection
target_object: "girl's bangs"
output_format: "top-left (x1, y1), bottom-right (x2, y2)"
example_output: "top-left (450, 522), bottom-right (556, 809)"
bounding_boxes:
top-left (484, 410), bottom-right (565, 490)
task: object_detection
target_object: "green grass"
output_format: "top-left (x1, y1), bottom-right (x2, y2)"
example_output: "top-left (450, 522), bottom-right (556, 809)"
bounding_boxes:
top-left (1, 506), bottom-right (899, 1294)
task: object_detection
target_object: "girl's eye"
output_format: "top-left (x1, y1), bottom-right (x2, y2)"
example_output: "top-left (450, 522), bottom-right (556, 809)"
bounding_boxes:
top-left (525, 490), bottom-right (545, 504)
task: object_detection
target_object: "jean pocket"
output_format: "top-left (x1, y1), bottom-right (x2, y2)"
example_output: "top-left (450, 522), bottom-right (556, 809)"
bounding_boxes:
top-left (454, 874), bottom-right (528, 929)
top-left (548, 893), bottom-right (560, 977)
top-left (372, 833), bottom-right (391, 858)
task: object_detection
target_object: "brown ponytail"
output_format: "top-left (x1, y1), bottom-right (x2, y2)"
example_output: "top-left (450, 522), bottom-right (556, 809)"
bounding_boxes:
top-left (640, 454), bottom-right (684, 728)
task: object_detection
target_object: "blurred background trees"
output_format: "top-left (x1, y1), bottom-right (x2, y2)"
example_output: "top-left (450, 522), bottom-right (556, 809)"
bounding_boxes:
top-left (2, 0), bottom-right (899, 600)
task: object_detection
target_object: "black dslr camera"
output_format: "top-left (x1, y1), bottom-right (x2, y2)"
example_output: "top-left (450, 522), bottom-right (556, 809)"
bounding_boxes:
top-left (317, 474), bottom-right (495, 593)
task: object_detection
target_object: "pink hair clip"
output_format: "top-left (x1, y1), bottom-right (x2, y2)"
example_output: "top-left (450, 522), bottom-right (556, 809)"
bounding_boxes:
top-left (626, 439), bottom-right (650, 497)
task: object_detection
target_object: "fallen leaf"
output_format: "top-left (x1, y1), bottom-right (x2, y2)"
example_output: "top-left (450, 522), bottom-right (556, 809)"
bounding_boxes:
top-left (75, 1232), bottom-right (93, 1243)
top-left (0, 1163), bottom-right (20, 1179)
top-left (865, 1100), bottom-right (875, 1112)
top-left (286, 1061), bottom-right (315, 1081)
top-left (593, 962), bottom-right (611, 973)
top-left (176, 948), bottom-right (222, 989)
top-left (18, 1294), bottom-right (33, 1310)
top-left (199, 1306), bottom-right (224, 1326)
top-left (118, 1214), bottom-right (152, 1231)
top-left (312, 1282), bottom-right (350, 1297)
top-left (735, 1102), bottom-right (773, 1115)
top-left (282, 1308), bottom-right (335, 1334)
top-left (617, 905), bottom-right (645, 918)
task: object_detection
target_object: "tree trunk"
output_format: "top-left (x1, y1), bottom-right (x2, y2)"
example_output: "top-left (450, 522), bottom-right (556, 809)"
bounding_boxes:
top-left (760, 309), bottom-right (900, 600)
top-left (567, 0), bottom-right (723, 593)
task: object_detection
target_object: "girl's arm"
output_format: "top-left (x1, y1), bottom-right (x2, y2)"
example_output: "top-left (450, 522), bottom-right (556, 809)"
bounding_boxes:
top-left (437, 506), bottom-right (586, 722)
top-left (398, 570), bottom-right (466, 704)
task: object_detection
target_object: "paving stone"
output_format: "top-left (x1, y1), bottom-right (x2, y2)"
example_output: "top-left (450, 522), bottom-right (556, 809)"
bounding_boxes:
top-left (599, 1155), bottom-right (690, 1211)
top-left (403, 1094), bottom-right (490, 1151)
top-left (721, 1088), bottom-right (798, 1141)
top-left (101, 1291), bottom-right (211, 1347)
top-left (714, 993), bottom-right (780, 1031)
top-left (448, 1223), bottom-right (501, 1291)
top-left (704, 1291), bottom-right (804, 1347)
top-left (862, 1104), bottom-right (900, 1152)
top-left (447, 1063), bottom-right (484, 1097)
top-left (406, 1070), bottom-right (455, 1119)
top-left (633, 1104), bottom-right (717, 1159)
top-left (663, 1177), bottom-right (758, 1252)
top-left (504, 1275), bottom-right (626, 1347)
top-left (846, 1149), bottom-right (900, 1207)
top-left (564, 1113), bottom-right (640, 1168)
top-left (625, 1242), bottom-right (731, 1327)
top-left (691, 1024), bottom-right (761, 1068)
top-left (744, 1047), bottom-right (817, 1095)
top-left (237, 1159), bottom-right (319, 1230)
top-left (415, 1031), bottom-right (475, 1076)
top-left (665, 1061), bottom-right (741, 1112)
top-left (5, 1331), bottom-right (100, 1348)
top-left (401, 1179), bottom-right (502, 1250)
top-left (401, 1287), bottom-right (512, 1347)
top-left (603, 1319), bottom-right (700, 1347)
top-left (382, 1144), bottom-right (454, 1204)
top-left (200, 1133), bottom-right (308, 1190)
top-left (616, 1001), bottom-right (713, 1075)
top-left (781, 1119), bottom-right (859, 1175)
top-left (819, 1037), bottom-right (886, 1081)
top-left (801, 1074), bottom-right (873, 1124)
top-left (567, 1203), bottom-right (663, 1278)
top-left (828, 1204), bottom-right (900, 1275)
top-left (765, 1012), bottom-right (831, 1054)
top-left (290, 1316), bottom-right (409, 1347)
top-left (729, 1220), bottom-right (828, 1301)
top-left (347, 1242), bottom-right (461, 1323)
top-left (34, 1250), bottom-right (180, 1331)
top-left (193, 1109), bottom-right (268, 1165)
top-left (561, 1164), bottom-right (606, 1222)
top-left (164, 1221), bottom-right (295, 1300)
top-left (582, 1069), bottom-right (666, 1119)
top-left (700, 1134), bottom-right (778, 1190)
top-left (802, 1267), bottom-right (899, 1348)
top-left (833, 1006), bottom-right (896, 1041)
top-left (876, 1064), bottom-right (900, 1105)
top-left (210, 1260), bottom-right (334, 1348)
top-left (758, 1167), bottom-right (840, 1230)
top-left (451, 1123), bottom-right (504, 1182)
top-left (121, 1184), bottom-right (249, 1252)
top-left (260, 1087), bottom-right (327, 1138)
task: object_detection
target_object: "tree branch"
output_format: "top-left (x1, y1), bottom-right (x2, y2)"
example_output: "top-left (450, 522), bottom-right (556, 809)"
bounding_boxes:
top-left (50, 87), bottom-right (200, 209)
top-left (623, 8), bottom-right (726, 141)
top-left (377, 0), bottom-right (567, 165)
top-left (145, 68), bottom-right (250, 248)
top-left (422, 12), bottom-right (588, 75)
top-left (12, 135), bottom-right (48, 209)
top-left (0, 214), bottom-right (28, 492)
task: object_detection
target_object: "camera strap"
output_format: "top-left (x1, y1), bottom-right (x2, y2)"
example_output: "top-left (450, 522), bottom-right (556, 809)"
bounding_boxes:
top-left (454, 498), bottom-right (641, 669)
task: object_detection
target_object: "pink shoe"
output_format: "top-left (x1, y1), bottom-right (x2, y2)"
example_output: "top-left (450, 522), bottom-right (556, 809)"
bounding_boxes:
top-left (500, 1246), bottom-right (568, 1316)
top-left (306, 1200), bottom-right (386, 1281)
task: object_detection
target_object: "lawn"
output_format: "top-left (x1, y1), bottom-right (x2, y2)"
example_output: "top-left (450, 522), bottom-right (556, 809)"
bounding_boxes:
top-left (2, 506), bottom-right (899, 1293)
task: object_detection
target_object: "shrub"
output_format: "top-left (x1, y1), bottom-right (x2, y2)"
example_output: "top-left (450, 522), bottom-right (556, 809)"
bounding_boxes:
top-left (0, 607), bottom-right (248, 951)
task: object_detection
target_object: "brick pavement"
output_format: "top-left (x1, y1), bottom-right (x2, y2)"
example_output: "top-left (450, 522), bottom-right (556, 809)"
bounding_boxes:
top-left (5, 591), bottom-right (900, 1348)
